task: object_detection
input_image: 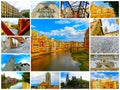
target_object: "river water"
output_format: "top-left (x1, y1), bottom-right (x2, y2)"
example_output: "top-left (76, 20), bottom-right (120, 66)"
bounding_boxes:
top-left (10, 82), bottom-right (22, 89)
top-left (31, 50), bottom-right (80, 71)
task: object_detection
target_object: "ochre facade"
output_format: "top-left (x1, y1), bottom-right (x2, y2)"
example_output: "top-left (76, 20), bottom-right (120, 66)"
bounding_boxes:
top-left (90, 3), bottom-right (115, 18)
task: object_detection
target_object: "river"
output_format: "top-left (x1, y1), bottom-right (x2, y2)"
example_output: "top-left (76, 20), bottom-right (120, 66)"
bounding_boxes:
top-left (31, 50), bottom-right (80, 71)
top-left (10, 82), bottom-right (22, 89)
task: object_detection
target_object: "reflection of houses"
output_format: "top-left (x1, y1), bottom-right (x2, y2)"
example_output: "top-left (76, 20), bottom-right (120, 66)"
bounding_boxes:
top-left (91, 54), bottom-right (119, 71)
top-left (34, 72), bottom-right (59, 89)
top-left (3, 57), bottom-right (30, 71)
top-left (91, 77), bottom-right (118, 89)
top-left (90, 3), bottom-right (115, 18)
top-left (31, 2), bottom-right (59, 18)
top-left (90, 19), bottom-right (119, 36)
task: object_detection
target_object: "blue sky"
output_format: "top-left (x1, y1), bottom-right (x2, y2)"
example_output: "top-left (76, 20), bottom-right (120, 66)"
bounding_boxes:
top-left (61, 72), bottom-right (90, 83)
top-left (90, 19), bottom-right (119, 32)
top-left (31, 19), bottom-right (89, 42)
top-left (1, 72), bottom-right (24, 80)
top-left (1, 54), bottom-right (30, 70)
top-left (102, 19), bottom-right (119, 32)
top-left (31, 72), bottom-right (59, 86)
top-left (91, 72), bottom-right (119, 81)
top-left (93, 1), bottom-right (111, 8)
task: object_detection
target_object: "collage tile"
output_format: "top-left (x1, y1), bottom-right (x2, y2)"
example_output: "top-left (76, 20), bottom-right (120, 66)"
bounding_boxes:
top-left (0, 0), bottom-right (119, 89)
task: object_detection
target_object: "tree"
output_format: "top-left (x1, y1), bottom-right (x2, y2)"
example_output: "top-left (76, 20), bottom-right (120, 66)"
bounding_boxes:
top-left (22, 72), bottom-right (30, 83)
top-left (61, 82), bottom-right (65, 88)
top-left (22, 12), bottom-right (29, 18)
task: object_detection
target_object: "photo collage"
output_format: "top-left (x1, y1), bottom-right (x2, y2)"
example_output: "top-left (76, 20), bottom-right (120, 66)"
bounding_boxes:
top-left (1, 0), bottom-right (119, 89)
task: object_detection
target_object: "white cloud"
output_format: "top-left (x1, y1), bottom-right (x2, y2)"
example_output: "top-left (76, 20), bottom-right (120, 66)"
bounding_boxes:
top-left (39, 26), bottom-right (85, 42)
top-left (55, 20), bottom-right (70, 24)
top-left (55, 19), bottom-right (89, 25)
top-left (102, 19), bottom-right (119, 32)
top-left (6, 0), bottom-right (30, 11)
top-left (112, 76), bottom-right (119, 81)
top-left (31, 72), bottom-right (59, 85)
top-left (18, 59), bottom-right (30, 64)
top-left (73, 24), bottom-right (80, 28)
top-left (71, 19), bottom-right (89, 24)
top-left (1, 64), bottom-right (5, 70)
top-left (31, 1), bottom-right (46, 11)
top-left (1, 72), bottom-right (22, 80)
top-left (61, 72), bottom-right (90, 83)
top-left (31, 25), bottom-right (36, 28)
top-left (1, 18), bottom-right (18, 25)
top-left (69, 72), bottom-right (90, 81)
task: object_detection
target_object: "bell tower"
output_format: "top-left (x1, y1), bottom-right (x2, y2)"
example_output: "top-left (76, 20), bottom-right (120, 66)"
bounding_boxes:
top-left (46, 72), bottom-right (51, 85)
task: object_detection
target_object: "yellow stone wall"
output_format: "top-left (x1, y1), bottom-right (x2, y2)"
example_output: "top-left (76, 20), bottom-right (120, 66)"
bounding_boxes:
top-left (90, 3), bottom-right (115, 18)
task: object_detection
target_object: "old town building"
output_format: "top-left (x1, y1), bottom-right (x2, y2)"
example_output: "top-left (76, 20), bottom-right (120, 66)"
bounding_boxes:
top-left (1, 1), bottom-right (21, 18)
top-left (31, 2), bottom-right (59, 18)
top-left (91, 77), bottom-right (118, 89)
top-left (90, 19), bottom-right (119, 36)
top-left (90, 3), bottom-right (115, 18)
top-left (31, 29), bottom-right (89, 54)
top-left (37, 72), bottom-right (59, 89)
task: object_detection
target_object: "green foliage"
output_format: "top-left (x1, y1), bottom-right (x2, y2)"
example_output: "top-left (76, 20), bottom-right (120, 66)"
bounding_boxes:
top-left (22, 12), bottom-right (29, 18)
top-left (1, 75), bottom-right (6, 82)
top-left (61, 79), bottom-right (89, 89)
top-left (71, 51), bottom-right (89, 71)
top-left (61, 82), bottom-right (65, 88)
top-left (22, 72), bottom-right (30, 83)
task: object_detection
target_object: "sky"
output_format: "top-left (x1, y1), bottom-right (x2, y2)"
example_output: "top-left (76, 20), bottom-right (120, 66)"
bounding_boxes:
top-left (1, 18), bottom-right (30, 25)
top-left (62, 1), bottom-right (89, 10)
top-left (91, 72), bottom-right (119, 81)
top-left (1, 54), bottom-right (30, 70)
top-left (61, 72), bottom-right (90, 83)
top-left (1, 18), bottom-right (18, 25)
top-left (1, 72), bottom-right (24, 80)
top-left (4, 0), bottom-right (30, 11)
top-left (31, 72), bottom-right (59, 86)
top-left (31, 19), bottom-right (89, 42)
top-left (102, 19), bottom-right (119, 32)
top-left (90, 19), bottom-right (119, 32)
top-left (31, 1), bottom-right (59, 11)
top-left (92, 1), bottom-right (111, 8)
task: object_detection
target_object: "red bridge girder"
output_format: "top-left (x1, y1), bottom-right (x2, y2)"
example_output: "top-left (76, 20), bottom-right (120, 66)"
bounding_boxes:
top-left (1, 19), bottom-right (30, 35)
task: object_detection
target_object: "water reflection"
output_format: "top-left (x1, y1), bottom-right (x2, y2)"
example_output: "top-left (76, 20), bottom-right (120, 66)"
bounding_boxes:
top-left (10, 82), bottom-right (22, 89)
top-left (32, 50), bottom-right (80, 71)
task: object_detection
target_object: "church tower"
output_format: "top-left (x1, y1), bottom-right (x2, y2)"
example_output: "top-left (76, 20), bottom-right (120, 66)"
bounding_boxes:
top-left (104, 26), bottom-right (108, 34)
top-left (46, 72), bottom-right (51, 85)
top-left (66, 73), bottom-right (69, 83)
